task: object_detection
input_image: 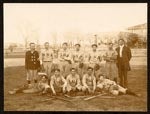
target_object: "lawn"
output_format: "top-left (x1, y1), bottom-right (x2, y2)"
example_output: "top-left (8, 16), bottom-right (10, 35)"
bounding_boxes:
top-left (4, 66), bottom-right (147, 111)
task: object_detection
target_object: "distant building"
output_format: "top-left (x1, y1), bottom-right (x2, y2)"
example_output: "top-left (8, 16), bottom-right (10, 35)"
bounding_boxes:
top-left (127, 23), bottom-right (147, 42)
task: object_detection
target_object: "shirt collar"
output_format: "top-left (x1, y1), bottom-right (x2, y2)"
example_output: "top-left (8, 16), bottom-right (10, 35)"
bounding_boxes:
top-left (120, 45), bottom-right (124, 48)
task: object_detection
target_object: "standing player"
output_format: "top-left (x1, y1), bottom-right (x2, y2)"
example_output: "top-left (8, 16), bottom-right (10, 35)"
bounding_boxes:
top-left (25, 42), bottom-right (40, 85)
top-left (58, 42), bottom-right (72, 78)
top-left (40, 42), bottom-right (53, 85)
top-left (51, 48), bottom-right (61, 73)
top-left (82, 67), bottom-right (96, 95)
top-left (82, 49), bottom-right (90, 74)
top-left (103, 42), bottom-right (118, 82)
top-left (89, 44), bottom-right (102, 80)
top-left (71, 44), bottom-right (84, 78)
top-left (66, 68), bottom-right (82, 96)
top-left (50, 69), bottom-right (67, 95)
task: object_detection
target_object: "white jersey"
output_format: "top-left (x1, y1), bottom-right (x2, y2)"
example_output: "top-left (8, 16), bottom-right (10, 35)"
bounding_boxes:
top-left (52, 52), bottom-right (60, 64)
top-left (66, 74), bottom-right (81, 87)
top-left (51, 75), bottom-right (66, 88)
top-left (40, 48), bottom-right (53, 63)
top-left (58, 49), bottom-right (71, 61)
top-left (97, 79), bottom-right (117, 90)
top-left (104, 49), bottom-right (118, 62)
top-left (82, 74), bottom-right (96, 87)
top-left (97, 78), bottom-right (127, 94)
top-left (72, 50), bottom-right (84, 63)
top-left (89, 51), bottom-right (101, 63)
top-left (83, 52), bottom-right (90, 63)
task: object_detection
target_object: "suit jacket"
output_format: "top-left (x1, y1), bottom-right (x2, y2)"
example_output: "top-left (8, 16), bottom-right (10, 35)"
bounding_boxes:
top-left (25, 50), bottom-right (40, 70)
top-left (116, 46), bottom-right (132, 71)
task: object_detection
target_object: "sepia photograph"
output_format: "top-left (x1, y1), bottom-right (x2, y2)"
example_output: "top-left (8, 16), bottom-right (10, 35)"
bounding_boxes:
top-left (4, 3), bottom-right (147, 111)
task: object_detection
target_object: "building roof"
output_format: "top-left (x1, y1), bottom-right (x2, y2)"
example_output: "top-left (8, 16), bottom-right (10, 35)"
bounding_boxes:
top-left (127, 23), bottom-right (147, 30)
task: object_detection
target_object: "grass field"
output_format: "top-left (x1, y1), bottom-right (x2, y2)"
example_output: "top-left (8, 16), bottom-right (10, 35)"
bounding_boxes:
top-left (4, 66), bottom-right (147, 111)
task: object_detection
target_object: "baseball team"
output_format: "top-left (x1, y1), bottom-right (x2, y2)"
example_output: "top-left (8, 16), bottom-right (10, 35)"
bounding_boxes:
top-left (9, 39), bottom-right (140, 97)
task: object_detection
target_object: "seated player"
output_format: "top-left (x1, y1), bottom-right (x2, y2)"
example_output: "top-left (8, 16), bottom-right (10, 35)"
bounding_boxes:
top-left (66, 68), bottom-right (82, 96)
top-left (50, 69), bottom-right (67, 96)
top-left (97, 74), bottom-right (141, 97)
top-left (82, 67), bottom-right (96, 95)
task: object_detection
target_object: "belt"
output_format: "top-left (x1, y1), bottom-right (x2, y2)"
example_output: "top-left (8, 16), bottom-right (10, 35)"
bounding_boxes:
top-left (106, 61), bottom-right (116, 63)
top-left (106, 60), bottom-right (116, 63)
top-left (74, 61), bottom-right (79, 63)
top-left (43, 61), bottom-right (51, 62)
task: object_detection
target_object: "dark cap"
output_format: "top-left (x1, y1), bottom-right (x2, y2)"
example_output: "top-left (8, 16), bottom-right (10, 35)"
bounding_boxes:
top-left (70, 67), bottom-right (76, 71)
top-left (41, 75), bottom-right (48, 79)
top-left (38, 72), bottom-right (47, 76)
top-left (44, 42), bottom-right (49, 45)
top-left (54, 68), bottom-right (60, 72)
top-left (108, 42), bottom-right (113, 45)
top-left (91, 44), bottom-right (97, 47)
top-left (63, 42), bottom-right (68, 45)
top-left (87, 67), bottom-right (94, 71)
top-left (75, 43), bottom-right (81, 47)
top-left (29, 42), bottom-right (35, 46)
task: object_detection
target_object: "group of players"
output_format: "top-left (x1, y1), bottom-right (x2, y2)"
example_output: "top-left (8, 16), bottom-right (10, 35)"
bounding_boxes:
top-left (9, 40), bottom-right (139, 97)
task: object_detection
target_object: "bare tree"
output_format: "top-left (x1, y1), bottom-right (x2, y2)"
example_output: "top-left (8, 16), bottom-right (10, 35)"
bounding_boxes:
top-left (16, 21), bottom-right (39, 50)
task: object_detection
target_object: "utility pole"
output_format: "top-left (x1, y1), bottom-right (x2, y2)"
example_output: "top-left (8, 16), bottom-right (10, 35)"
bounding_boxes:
top-left (94, 34), bottom-right (97, 45)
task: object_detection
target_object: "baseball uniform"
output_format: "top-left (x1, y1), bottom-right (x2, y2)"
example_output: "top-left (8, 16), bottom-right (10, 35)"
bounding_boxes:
top-left (71, 49), bottom-right (84, 77)
top-left (66, 73), bottom-right (82, 92)
top-left (82, 73), bottom-right (96, 93)
top-left (50, 75), bottom-right (67, 94)
top-left (40, 48), bottom-right (53, 79)
top-left (104, 49), bottom-right (118, 81)
top-left (58, 49), bottom-right (72, 77)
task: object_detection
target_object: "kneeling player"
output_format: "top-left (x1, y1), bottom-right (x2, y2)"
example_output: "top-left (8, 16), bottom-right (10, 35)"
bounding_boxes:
top-left (50, 69), bottom-right (67, 95)
top-left (82, 67), bottom-right (96, 95)
top-left (97, 74), bottom-right (140, 97)
top-left (66, 68), bottom-right (82, 96)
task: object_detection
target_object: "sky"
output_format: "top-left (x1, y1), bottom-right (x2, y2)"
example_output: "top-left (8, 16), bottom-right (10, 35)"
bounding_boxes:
top-left (4, 3), bottom-right (147, 45)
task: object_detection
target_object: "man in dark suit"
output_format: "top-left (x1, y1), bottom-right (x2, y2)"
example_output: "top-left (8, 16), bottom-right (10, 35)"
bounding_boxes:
top-left (116, 39), bottom-right (132, 88)
top-left (25, 43), bottom-right (40, 85)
